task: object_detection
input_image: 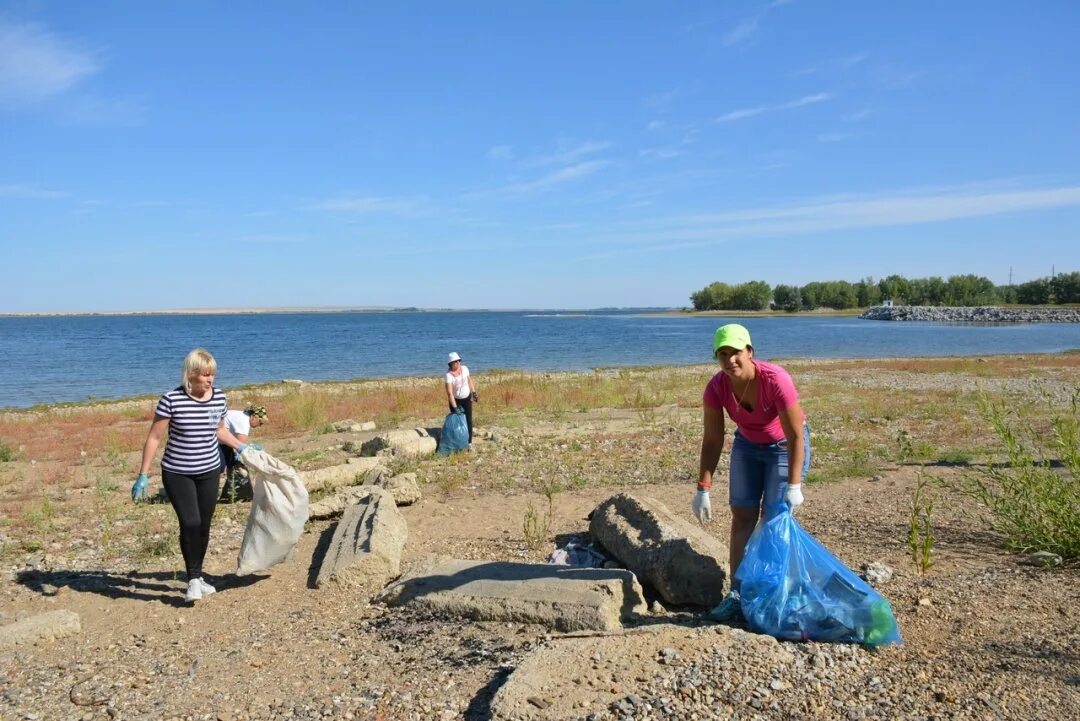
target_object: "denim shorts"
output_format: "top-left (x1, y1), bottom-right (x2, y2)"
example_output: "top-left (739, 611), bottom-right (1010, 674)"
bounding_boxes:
top-left (729, 423), bottom-right (811, 509)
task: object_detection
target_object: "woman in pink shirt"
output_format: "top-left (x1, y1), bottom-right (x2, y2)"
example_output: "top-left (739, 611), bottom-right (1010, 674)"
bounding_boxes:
top-left (693, 323), bottom-right (810, 621)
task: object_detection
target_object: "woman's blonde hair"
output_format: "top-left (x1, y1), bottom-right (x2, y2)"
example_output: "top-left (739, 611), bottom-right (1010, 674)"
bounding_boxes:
top-left (181, 348), bottom-right (218, 393)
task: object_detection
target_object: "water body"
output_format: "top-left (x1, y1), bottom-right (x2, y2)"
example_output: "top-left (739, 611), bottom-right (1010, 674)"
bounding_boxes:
top-left (2, 311), bottom-right (1078, 409)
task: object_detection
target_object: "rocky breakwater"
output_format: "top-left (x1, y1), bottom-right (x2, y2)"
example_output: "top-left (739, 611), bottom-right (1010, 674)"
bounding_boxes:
top-left (860, 305), bottom-right (1080, 323)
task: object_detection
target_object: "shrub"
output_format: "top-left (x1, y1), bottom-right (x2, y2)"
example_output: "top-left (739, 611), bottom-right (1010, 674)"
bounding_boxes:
top-left (946, 391), bottom-right (1080, 560)
top-left (0, 439), bottom-right (16, 462)
top-left (282, 390), bottom-right (328, 432)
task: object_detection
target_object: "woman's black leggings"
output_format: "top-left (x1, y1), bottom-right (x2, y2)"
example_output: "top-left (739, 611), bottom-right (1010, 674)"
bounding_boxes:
top-left (162, 468), bottom-right (220, 580)
top-left (449, 395), bottom-right (474, 442)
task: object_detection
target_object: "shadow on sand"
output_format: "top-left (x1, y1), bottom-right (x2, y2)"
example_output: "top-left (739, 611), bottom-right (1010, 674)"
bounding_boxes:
top-left (16, 568), bottom-right (268, 608)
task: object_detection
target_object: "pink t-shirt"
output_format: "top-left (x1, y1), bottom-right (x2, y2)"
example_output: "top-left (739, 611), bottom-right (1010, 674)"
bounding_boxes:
top-left (702, 359), bottom-right (800, 444)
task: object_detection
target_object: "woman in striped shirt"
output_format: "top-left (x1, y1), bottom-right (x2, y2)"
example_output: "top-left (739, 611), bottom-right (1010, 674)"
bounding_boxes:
top-left (134, 348), bottom-right (250, 603)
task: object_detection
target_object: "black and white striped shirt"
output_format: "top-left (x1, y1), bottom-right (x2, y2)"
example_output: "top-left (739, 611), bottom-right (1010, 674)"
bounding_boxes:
top-left (155, 386), bottom-right (228, 474)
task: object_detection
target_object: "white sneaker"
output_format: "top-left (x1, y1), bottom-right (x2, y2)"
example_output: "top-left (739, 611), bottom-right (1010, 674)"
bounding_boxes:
top-left (196, 577), bottom-right (217, 596)
top-left (184, 580), bottom-right (203, 603)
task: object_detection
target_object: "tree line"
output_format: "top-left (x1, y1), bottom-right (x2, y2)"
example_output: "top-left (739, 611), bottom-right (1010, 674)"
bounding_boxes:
top-left (689, 272), bottom-right (1080, 311)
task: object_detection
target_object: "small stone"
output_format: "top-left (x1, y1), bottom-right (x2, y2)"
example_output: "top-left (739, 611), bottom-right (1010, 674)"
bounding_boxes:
top-left (861, 562), bottom-right (894, 586)
top-left (1021, 551), bottom-right (1062, 567)
top-left (526, 697), bottom-right (549, 709)
top-left (770, 679), bottom-right (786, 691)
top-left (917, 597), bottom-right (932, 607)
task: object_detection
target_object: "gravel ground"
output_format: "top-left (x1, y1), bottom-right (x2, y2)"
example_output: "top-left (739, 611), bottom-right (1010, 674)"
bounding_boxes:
top-left (1, 360), bottom-right (1078, 720)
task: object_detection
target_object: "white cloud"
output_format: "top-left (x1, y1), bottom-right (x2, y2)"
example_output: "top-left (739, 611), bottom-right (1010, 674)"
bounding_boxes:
top-left (576, 183), bottom-right (1080, 258)
top-left (781, 92), bottom-right (831, 109)
top-left (65, 95), bottom-right (147, 126)
top-left (838, 53), bottom-right (868, 69)
top-left (721, 18), bottom-right (758, 47)
top-left (717, 92), bottom-right (830, 123)
top-left (304, 195), bottom-right (417, 214)
top-left (0, 22), bottom-right (100, 106)
top-left (639, 147), bottom-right (683, 160)
top-left (717, 106), bottom-right (767, 122)
top-left (0, 183), bottom-right (67, 199)
top-left (234, 234), bottom-right (306, 245)
top-left (842, 108), bottom-right (874, 123)
top-left (486, 145), bottom-right (514, 161)
top-left (509, 160), bottom-right (609, 192)
top-left (531, 140), bottom-right (612, 167)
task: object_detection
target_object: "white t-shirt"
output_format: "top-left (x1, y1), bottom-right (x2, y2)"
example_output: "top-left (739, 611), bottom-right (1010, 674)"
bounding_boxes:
top-left (444, 365), bottom-right (472, 399)
top-left (223, 409), bottom-right (251, 437)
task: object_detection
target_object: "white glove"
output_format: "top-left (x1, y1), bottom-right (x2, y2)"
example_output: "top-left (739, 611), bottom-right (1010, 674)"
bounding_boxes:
top-left (784, 483), bottom-right (804, 511)
top-left (693, 489), bottom-right (712, 523)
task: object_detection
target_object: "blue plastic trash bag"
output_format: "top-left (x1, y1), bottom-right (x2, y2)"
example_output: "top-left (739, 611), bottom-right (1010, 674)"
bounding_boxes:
top-left (437, 410), bottom-right (470, 456)
top-left (734, 506), bottom-right (902, 647)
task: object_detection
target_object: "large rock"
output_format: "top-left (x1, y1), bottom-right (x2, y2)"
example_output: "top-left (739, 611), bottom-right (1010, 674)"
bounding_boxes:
top-left (314, 487), bottom-right (407, 589)
top-left (0, 610), bottom-right (81, 649)
top-left (308, 486), bottom-right (377, 519)
top-left (371, 472), bottom-right (421, 505)
top-left (490, 623), bottom-right (793, 720)
top-left (360, 429), bottom-right (436, 458)
top-left (376, 556), bottom-right (647, 632)
top-left (307, 471), bottom-right (422, 518)
top-left (332, 419), bottom-right (377, 433)
top-left (589, 494), bottom-right (729, 607)
top-left (302, 458), bottom-right (387, 492)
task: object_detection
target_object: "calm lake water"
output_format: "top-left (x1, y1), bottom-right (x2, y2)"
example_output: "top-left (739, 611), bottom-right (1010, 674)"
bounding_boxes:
top-left (2, 311), bottom-right (1078, 409)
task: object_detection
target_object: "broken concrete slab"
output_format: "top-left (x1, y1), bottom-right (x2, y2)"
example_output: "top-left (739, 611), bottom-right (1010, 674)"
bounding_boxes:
top-left (360, 429), bottom-right (436, 458)
top-left (589, 493), bottom-right (729, 607)
top-left (308, 485), bottom-right (376, 520)
top-left (315, 487), bottom-right (406, 589)
top-left (332, 419), bottom-right (378, 433)
top-left (303, 458), bottom-right (388, 492)
top-left (386, 436), bottom-right (436, 457)
top-left (0, 610), bottom-right (81, 650)
top-left (490, 623), bottom-right (793, 720)
top-left (308, 471), bottom-right (422, 519)
top-left (376, 556), bottom-right (648, 632)
top-left (368, 471), bottom-right (421, 506)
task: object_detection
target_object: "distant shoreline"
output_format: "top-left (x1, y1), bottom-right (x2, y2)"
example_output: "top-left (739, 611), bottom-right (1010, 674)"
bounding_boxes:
top-left (0, 306), bottom-right (677, 318)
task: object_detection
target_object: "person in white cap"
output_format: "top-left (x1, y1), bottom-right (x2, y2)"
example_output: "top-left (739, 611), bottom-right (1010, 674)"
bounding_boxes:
top-left (444, 352), bottom-right (478, 445)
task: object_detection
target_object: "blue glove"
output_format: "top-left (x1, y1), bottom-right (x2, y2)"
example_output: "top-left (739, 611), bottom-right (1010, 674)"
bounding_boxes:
top-left (252, 443), bottom-right (262, 451)
top-left (236, 443), bottom-right (249, 457)
top-left (132, 473), bottom-right (150, 502)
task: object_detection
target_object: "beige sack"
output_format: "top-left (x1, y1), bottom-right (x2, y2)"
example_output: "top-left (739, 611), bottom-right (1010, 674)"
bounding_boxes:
top-left (236, 449), bottom-right (309, 575)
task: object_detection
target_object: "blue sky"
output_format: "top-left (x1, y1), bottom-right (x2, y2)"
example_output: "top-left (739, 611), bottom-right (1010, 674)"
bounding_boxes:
top-left (2, 1), bottom-right (1079, 312)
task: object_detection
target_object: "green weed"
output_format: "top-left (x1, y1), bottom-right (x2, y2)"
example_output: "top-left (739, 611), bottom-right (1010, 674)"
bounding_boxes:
top-left (0, 439), bottom-right (16, 462)
top-left (95, 475), bottom-right (121, 561)
top-left (522, 477), bottom-right (562, 552)
top-left (942, 391), bottom-right (1080, 560)
top-left (908, 472), bottom-right (935, 574)
top-left (20, 492), bottom-right (56, 552)
top-left (282, 390), bottom-right (328, 432)
top-left (937, 450), bottom-right (973, 466)
top-left (830, 448), bottom-right (879, 480)
top-left (135, 526), bottom-right (179, 562)
top-left (895, 429), bottom-right (937, 463)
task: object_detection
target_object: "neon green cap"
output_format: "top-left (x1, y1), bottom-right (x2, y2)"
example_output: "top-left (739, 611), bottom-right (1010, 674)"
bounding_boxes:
top-left (712, 323), bottom-right (752, 353)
